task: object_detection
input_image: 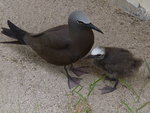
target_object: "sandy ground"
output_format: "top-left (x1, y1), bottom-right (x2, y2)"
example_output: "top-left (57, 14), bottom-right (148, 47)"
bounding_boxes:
top-left (0, 0), bottom-right (150, 113)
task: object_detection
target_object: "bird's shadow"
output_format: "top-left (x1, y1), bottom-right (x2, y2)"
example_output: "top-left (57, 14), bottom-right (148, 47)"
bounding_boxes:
top-left (3, 43), bottom-right (143, 93)
top-left (3, 44), bottom-right (100, 79)
top-left (4, 44), bottom-right (64, 74)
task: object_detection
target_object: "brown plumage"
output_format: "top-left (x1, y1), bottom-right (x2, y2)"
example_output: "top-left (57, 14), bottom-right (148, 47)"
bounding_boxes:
top-left (24, 25), bottom-right (94, 65)
top-left (94, 47), bottom-right (142, 78)
top-left (88, 47), bottom-right (143, 94)
top-left (1, 11), bottom-right (103, 89)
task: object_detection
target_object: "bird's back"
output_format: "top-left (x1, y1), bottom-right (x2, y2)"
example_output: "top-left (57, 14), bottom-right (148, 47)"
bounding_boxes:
top-left (24, 25), bottom-right (94, 65)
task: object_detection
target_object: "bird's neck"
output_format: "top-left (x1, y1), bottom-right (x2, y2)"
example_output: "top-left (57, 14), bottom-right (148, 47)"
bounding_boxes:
top-left (69, 27), bottom-right (93, 39)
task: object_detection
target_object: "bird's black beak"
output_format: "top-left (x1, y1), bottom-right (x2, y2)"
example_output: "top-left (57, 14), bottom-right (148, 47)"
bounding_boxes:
top-left (86, 23), bottom-right (104, 34)
top-left (85, 55), bottom-right (95, 59)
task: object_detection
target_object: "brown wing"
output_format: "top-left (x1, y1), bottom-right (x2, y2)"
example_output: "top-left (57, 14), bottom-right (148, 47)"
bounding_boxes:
top-left (28, 25), bottom-right (70, 50)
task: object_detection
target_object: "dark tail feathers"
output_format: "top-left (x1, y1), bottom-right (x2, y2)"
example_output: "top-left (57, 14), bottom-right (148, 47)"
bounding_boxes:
top-left (1, 28), bottom-right (16, 39)
top-left (134, 58), bottom-right (143, 69)
top-left (1, 20), bottom-right (27, 44)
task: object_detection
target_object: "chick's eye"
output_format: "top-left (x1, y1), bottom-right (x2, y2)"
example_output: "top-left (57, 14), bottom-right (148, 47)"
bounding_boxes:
top-left (77, 20), bottom-right (83, 24)
top-left (96, 54), bottom-right (100, 56)
top-left (96, 54), bottom-right (102, 57)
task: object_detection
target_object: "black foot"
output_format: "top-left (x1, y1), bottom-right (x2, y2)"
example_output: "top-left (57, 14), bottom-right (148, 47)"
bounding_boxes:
top-left (100, 85), bottom-right (117, 94)
top-left (68, 76), bottom-right (82, 89)
top-left (70, 66), bottom-right (89, 77)
top-left (105, 77), bottom-right (117, 81)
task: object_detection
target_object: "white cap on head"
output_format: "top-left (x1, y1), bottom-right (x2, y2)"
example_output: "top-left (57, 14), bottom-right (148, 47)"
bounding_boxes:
top-left (68, 11), bottom-right (90, 25)
top-left (91, 47), bottom-right (105, 56)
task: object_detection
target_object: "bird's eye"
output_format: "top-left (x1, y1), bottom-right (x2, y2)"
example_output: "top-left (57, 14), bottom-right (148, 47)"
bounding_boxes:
top-left (96, 54), bottom-right (101, 57)
top-left (96, 54), bottom-right (105, 59)
top-left (96, 54), bottom-right (104, 57)
top-left (77, 20), bottom-right (84, 24)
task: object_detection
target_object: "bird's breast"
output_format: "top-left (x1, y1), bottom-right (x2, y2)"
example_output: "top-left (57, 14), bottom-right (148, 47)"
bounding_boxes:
top-left (69, 29), bottom-right (94, 61)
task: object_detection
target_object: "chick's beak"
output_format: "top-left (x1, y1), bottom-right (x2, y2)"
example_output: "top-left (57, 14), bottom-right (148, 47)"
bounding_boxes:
top-left (85, 55), bottom-right (95, 59)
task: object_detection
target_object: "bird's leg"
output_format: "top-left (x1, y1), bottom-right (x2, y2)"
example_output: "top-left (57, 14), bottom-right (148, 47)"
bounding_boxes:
top-left (105, 77), bottom-right (118, 81)
top-left (64, 65), bottom-right (82, 89)
top-left (69, 64), bottom-right (89, 77)
top-left (100, 77), bottom-right (119, 94)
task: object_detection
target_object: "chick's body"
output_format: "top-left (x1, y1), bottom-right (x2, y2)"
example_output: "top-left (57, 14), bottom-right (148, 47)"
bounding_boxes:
top-left (89, 46), bottom-right (143, 94)
top-left (93, 47), bottom-right (142, 78)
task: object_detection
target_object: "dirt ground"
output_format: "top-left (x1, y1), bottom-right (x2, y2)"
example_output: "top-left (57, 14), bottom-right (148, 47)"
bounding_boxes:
top-left (0, 0), bottom-right (150, 113)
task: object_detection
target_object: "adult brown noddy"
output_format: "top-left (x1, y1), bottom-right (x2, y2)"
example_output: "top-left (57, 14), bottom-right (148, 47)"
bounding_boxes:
top-left (1, 11), bottom-right (104, 89)
top-left (87, 46), bottom-right (142, 94)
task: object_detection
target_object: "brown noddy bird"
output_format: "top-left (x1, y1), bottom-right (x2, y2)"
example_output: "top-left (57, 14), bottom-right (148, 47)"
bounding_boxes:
top-left (87, 46), bottom-right (142, 94)
top-left (1, 11), bottom-right (104, 89)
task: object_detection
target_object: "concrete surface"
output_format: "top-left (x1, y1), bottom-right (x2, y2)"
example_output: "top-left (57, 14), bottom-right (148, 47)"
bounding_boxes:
top-left (127, 0), bottom-right (150, 12)
top-left (113, 0), bottom-right (150, 20)
top-left (127, 0), bottom-right (150, 20)
top-left (0, 0), bottom-right (150, 113)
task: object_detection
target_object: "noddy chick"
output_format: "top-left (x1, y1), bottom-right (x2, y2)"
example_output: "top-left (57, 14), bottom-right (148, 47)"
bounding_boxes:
top-left (1, 11), bottom-right (104, 89)
top-left (87, 47), bottom-right (143, 94)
